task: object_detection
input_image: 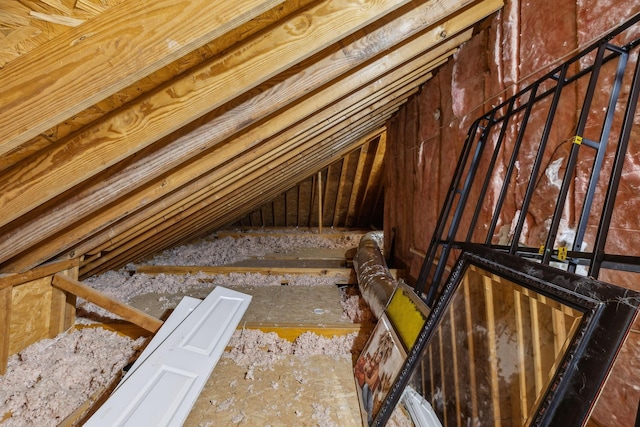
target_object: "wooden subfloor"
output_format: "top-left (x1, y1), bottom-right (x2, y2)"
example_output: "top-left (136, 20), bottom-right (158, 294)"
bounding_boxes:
top-left (184, 355), bottom-right (362, 426)
top-left (128, 284), bottom-right (365, 425)
top-left (129, 284), bottom-right (351, 325)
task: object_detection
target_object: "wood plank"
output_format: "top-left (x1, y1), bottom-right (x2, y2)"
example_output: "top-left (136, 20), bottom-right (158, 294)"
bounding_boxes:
top-left (81, 116), bottom-right (396, 275)
top-left (0, 0), bottom-right (490, 272)
top-left (81, 72), bottom-right (427, 262)
top-left (215, 228), bottom-right (366, 238)
top-left (0, 258), bottom-right (79, 289)
top-left (0, 0), bottom-right (413, 231)
top-left (90, 120), bottom-right (396, 273)
top-left (0, 287), bottom-right (11, 375)
top-left (0, 0), bottom-right (286, 156)
top-left (86, 109), bottom-right (396, 275)
top-left (135, 265), bottom-right (359, 281)
top-left (242, 322), bottom-right (372, 342)
top-left (158, 129), bottom-right (391, 257)
top-left (52, 274), bottom-right (163, 333)
top-left (6, 0), bottom-right (318, 166)
top-left (9, 276), bottom-right (53, 355)
top-left (2, 21), bottom-right (474, 271)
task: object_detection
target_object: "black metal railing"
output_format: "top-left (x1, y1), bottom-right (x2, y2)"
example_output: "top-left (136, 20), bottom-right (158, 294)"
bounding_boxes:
top-left (417, 13), bottom-right (640, 306)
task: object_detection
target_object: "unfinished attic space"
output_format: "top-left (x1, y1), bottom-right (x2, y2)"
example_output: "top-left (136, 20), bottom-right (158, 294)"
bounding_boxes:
top-left (3, 0), bottom-right (640, 425)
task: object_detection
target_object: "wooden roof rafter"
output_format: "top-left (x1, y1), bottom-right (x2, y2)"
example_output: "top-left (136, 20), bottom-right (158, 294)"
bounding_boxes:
top-left (0, 0), bottom-right (504, 275)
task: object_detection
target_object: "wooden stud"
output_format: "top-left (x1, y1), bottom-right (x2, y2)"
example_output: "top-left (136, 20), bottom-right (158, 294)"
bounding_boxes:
top-left (317, 171), bottom-right (323, 233)
top-left (52, 274), bottom-right (162, 333)
top-left (0, 287), bottom-right (11, 375)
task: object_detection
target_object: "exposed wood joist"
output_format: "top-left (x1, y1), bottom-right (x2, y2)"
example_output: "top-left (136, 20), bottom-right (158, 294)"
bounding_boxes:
top-left (0, 0), bottom-right (286, 156)
top-left (77, 81), bottom-right (421, 274)
top-left (0, 4), bottom-right (481, 272)
top-left (134, 265), bottom-right (359, 282)
top-left (78, 112), bottom-right (396, 276)
top-left (0, 0), bottom-right (413, 230)
top-left (0, 0), bottom-right (504, 276)
top-left (82, 106), bottom-right (401, 275)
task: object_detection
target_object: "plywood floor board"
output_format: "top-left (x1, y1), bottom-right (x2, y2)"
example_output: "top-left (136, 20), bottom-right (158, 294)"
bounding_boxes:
top-left (129, 284), bottom-right (351, 326)
top-left (184, 355), bottom-right (362, 426)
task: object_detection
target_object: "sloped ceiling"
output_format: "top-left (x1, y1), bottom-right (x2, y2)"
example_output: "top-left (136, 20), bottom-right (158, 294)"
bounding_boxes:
top-left (0, 0), bottom-right (503, 279)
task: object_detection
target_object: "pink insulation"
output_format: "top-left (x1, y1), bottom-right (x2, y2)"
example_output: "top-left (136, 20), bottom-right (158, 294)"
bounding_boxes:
top-left (384, 1), bottom-right (640, 424)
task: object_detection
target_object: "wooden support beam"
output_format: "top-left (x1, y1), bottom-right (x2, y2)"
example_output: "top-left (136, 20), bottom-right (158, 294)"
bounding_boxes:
top-left (1, 17), bottom-right (477, 272)
top-left (0, 287), bottom-right (11, 375)
top-left (357, 130), bottom-right (387, 226)
top-left (79, 91), bottom-right (410, 273)
top-left (81, 124), bottom-right (386, 276)
top-left (135, 265), bottom-right (358, 281)
top-left (0, 0), bottom-right (492, 271)
top-left (0, 0), bottom-right (413, 230)
top-left (0, 258), bottom-right (79, 290)
top-left (92, 102), bottom-right (397, 265)
top-left (215, 229), bottom-right (366, 238)
top-left (17, 47), bottom-right (445, 274)
top-left (52, 274), bottom-right (162, 333)
top-left (154, 122), bottom-right (394, 251)
top-left (317, 171), bottom-right (323, 232)
top-left (82, 120), bottom-right (395, 276)
top-left (0, 0), bottom-right (285, 156)
top-left (345, 144), bottom-right (369, 227)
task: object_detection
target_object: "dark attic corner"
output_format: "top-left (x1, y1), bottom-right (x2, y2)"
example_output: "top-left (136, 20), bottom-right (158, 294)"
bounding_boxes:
top-left (1, 0), bottom-right (640, 425)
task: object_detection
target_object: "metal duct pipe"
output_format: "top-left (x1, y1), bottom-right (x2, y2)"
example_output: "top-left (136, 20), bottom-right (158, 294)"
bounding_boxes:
top-left (353, 231), bottom-right (397, 318)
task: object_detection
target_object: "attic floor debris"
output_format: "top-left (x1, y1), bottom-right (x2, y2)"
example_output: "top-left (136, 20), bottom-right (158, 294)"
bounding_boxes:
top-left (0, 229), bottom-right (390, 426)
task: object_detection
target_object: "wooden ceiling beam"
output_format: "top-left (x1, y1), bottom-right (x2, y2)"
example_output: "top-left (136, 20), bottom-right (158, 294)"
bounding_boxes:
top-left (91, 75), bottom-right (426, 255)
top-left (357, 131), bottom-right (388, 226)
top-left (81, 122), bottom-right (392, 277)
top-left (62, 84), bottom-right (406, 276)
top-left (82, 87), bottom-right (414, 266)
top-left (0, 0), bottom-right (319, 174)
top-left (0, 0), bottom-right (286, 156)
top-left (0, 0), bottom-right (414, 229)
top-left (1, 24), bottom-right (473, 272)
top-left (132, 119), bottom-right (395, 264)
top-left (0, 0), bottom-right (485, 242)
top-left (80, 102), bottom-right (403, 275)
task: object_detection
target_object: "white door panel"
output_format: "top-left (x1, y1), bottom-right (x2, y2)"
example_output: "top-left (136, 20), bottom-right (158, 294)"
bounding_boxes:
top-left (119, 296), bottom-right (201, 385)
top-left (86, 286), bottom-right (251, 427)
